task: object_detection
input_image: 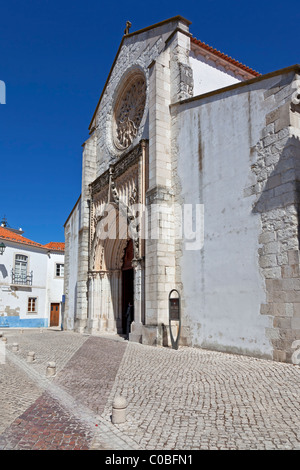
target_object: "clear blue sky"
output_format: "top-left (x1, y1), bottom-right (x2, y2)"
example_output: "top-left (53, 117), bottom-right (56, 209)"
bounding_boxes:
top-left (1, 0), bottom-right (299, 244)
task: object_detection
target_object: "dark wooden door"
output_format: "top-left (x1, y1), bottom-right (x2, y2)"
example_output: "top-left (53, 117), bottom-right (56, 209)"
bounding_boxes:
top-left (121, 239), bottom-right (134, 334)
top-left (50, 303), bottom-right (60, 327)
top-left (122, 269), bottom-right (134, 333)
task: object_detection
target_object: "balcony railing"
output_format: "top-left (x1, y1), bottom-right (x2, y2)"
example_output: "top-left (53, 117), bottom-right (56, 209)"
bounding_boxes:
top-left (11, 270), bottom-right (33, 286)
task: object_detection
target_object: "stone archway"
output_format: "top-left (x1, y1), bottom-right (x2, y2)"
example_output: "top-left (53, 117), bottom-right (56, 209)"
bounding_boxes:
top-left (87, 142), bottom-right (147, 340)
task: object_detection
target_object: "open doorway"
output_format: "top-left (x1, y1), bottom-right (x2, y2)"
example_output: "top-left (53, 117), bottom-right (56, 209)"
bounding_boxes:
top-left (121, 239), bottom-right (134, 335)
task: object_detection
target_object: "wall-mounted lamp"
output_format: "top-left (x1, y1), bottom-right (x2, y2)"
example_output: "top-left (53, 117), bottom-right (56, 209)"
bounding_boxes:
top-left (0, 242), bottom-right (6, 255)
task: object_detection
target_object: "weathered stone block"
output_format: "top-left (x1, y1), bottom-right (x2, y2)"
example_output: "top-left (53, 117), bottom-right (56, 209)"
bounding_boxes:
top-left (277, 252), bottom-right (288, 266)
top-left (285, 290), bottom-right (300, 302)
top-left (266, 327), bottom-right (280, 340)
top-left (263, 267), bottom-right (282, 279)
top-left (287, 250), bottom-right (300, 265)
top-left (273, 317), bottom-right (291, 329)
top-left (260, 303), bottom-right (274, 315)
top-left (274, 182), bottom-right (295, 197)
top-left (264, 242), bottom-right (279, 254)
top-left (273, 349), bottom-right (287, 362)
top-left (272, 290), bottom-right (287, 303)
top-left (291, 317), bottom-right (300, 329)
top-left (281, 264), bottom-right (299, 278)
top-left (293, 303), bottom-right (300, 317)
top-left (258, 231), bottom-right (276, 244)
top-left (259, 254), bottom-right (278, 268)
top-left (281, 169), bottom-right (295, 184)
top-left (273, 303), bottom-right (286, 317)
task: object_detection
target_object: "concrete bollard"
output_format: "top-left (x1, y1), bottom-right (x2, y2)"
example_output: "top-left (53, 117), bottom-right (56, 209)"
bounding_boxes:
top-left (46, 362), bottom-right (56, 377)
top-left (2, 336), bottom-right (7, 343)
top-left (26, 351), bottom-right (36, 363)
top-left (112, 396), bottom-right (127, 424)
top-left (12, 343), bottom-right (19, 352)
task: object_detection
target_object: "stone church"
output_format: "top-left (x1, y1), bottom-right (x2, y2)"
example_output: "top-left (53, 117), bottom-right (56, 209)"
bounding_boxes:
top-left (63, 16), bottom-right (300, 363)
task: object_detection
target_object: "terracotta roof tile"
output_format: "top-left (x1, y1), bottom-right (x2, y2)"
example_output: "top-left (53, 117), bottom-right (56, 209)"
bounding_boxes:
top-left (0, 227), bottom-right (43, 248)
top-left (43, 242), bottom-right (65, 252)
top-left (0, 227), bottom-right (65, 252)
top-left (191, 36), bottom-right (260, 77)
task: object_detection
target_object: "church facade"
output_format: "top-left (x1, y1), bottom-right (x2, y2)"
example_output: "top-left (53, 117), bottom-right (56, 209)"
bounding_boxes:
top-left (63, 16), bottom-right (300, 363)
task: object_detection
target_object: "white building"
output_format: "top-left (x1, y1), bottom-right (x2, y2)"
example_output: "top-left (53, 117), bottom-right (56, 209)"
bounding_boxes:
top-left (63, 16), bottom-right (300, 363)
top-left (0, 223), bottom-right (64, 328)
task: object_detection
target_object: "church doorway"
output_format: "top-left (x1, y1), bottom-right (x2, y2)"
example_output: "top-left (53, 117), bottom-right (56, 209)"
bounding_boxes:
top-left (121, 239), bottom-right (134, 335)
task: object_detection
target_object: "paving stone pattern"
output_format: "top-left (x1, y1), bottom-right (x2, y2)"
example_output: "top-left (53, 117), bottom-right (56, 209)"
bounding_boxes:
top-left (54, 336), bottom-right (127, 415)
top-left (0, 392), bottom-right (93, 450)
top-left (1, 329), bottom-right (300, 450)
top-left (103, 342), bottom-right (300, 450)
top-left (0, 359), bottom-right (42, 435)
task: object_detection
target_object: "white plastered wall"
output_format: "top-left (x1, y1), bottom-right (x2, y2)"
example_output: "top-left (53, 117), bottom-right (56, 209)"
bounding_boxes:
top-left (190, 50), bottom-right (243, 97)
top-left (173, 82), bottom-right (274, 358)
top-left (63, 199), bottom-right (80, 330)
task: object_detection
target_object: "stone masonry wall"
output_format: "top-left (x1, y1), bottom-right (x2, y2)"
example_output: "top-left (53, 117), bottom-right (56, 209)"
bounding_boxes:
top-left (75, 135), bottom-right (97, 333)
top-left (246, 71), bottom-right (300, 362)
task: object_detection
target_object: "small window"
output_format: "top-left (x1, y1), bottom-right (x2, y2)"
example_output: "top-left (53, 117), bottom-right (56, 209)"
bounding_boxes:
top-left (28, 297), bottom-right (37, 313)
top-left (56, 264), bottom-right (64, 277)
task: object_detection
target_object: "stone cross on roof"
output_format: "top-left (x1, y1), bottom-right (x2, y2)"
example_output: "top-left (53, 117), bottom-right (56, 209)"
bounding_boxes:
top-left (124, 21), bottom-right (132, 35)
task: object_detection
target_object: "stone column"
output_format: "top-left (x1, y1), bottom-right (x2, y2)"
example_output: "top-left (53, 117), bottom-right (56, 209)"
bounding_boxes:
top-left (129, 258), bottom-right (144, 343)
top-left (87, 273), bottom-right (102, 333)
top-left (99, 272), bottom-right (107, 331)
top-left (87, 274), bottom-right (94, 331)
top-left (107, 272), bottom-right (116, 333)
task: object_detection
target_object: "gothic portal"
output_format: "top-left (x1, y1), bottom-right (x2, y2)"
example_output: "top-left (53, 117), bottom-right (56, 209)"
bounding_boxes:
top-left (87, 139), bottom-right (147, 340)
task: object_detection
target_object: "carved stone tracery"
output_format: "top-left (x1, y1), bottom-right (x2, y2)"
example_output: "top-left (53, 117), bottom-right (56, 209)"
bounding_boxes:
top-left (114, 76), bottom-right (146, 149)
top-left (89, 144), bottom-right (143, 273)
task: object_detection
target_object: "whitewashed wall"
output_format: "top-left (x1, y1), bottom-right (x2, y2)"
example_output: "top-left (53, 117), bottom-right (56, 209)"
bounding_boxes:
top-left (189, 51), bottom-right (242, 96)
top-left (172, 77), bottom-right (280, 358)
top-left (0, 243), bottom-right (48, 327)
top-left (63, 198), bottom-right (80, 330)
top-left (45, 251), bottom-right (65, 325)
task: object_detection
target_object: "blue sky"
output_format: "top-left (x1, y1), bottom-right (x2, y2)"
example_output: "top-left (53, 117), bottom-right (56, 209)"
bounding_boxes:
top-left (0, 0), bottom-right (299, 244)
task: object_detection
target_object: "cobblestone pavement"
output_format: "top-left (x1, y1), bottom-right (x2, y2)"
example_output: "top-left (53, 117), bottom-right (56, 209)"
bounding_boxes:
top-left (0, 328), bottom-right (300, 450)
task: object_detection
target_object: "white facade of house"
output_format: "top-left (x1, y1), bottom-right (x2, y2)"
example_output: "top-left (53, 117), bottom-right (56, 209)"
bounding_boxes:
top-left (63, 16), bottom-right (300, 363)
top-left (0, 228), bottom-right (64, 328)
top-left (64, 196), bottom-right (81, 331)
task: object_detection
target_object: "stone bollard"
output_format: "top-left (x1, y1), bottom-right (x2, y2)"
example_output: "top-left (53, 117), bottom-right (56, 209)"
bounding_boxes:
top-left (2, 336), bottom-right (7, 343)
top-left (12, 343), bottom-right (19, 352)
top-left (46, 362), bottom-right (56, 377)
top-left (26, 351), bottom-right (36, 363)
top-left (112, 396), bottom-right (127, 424)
